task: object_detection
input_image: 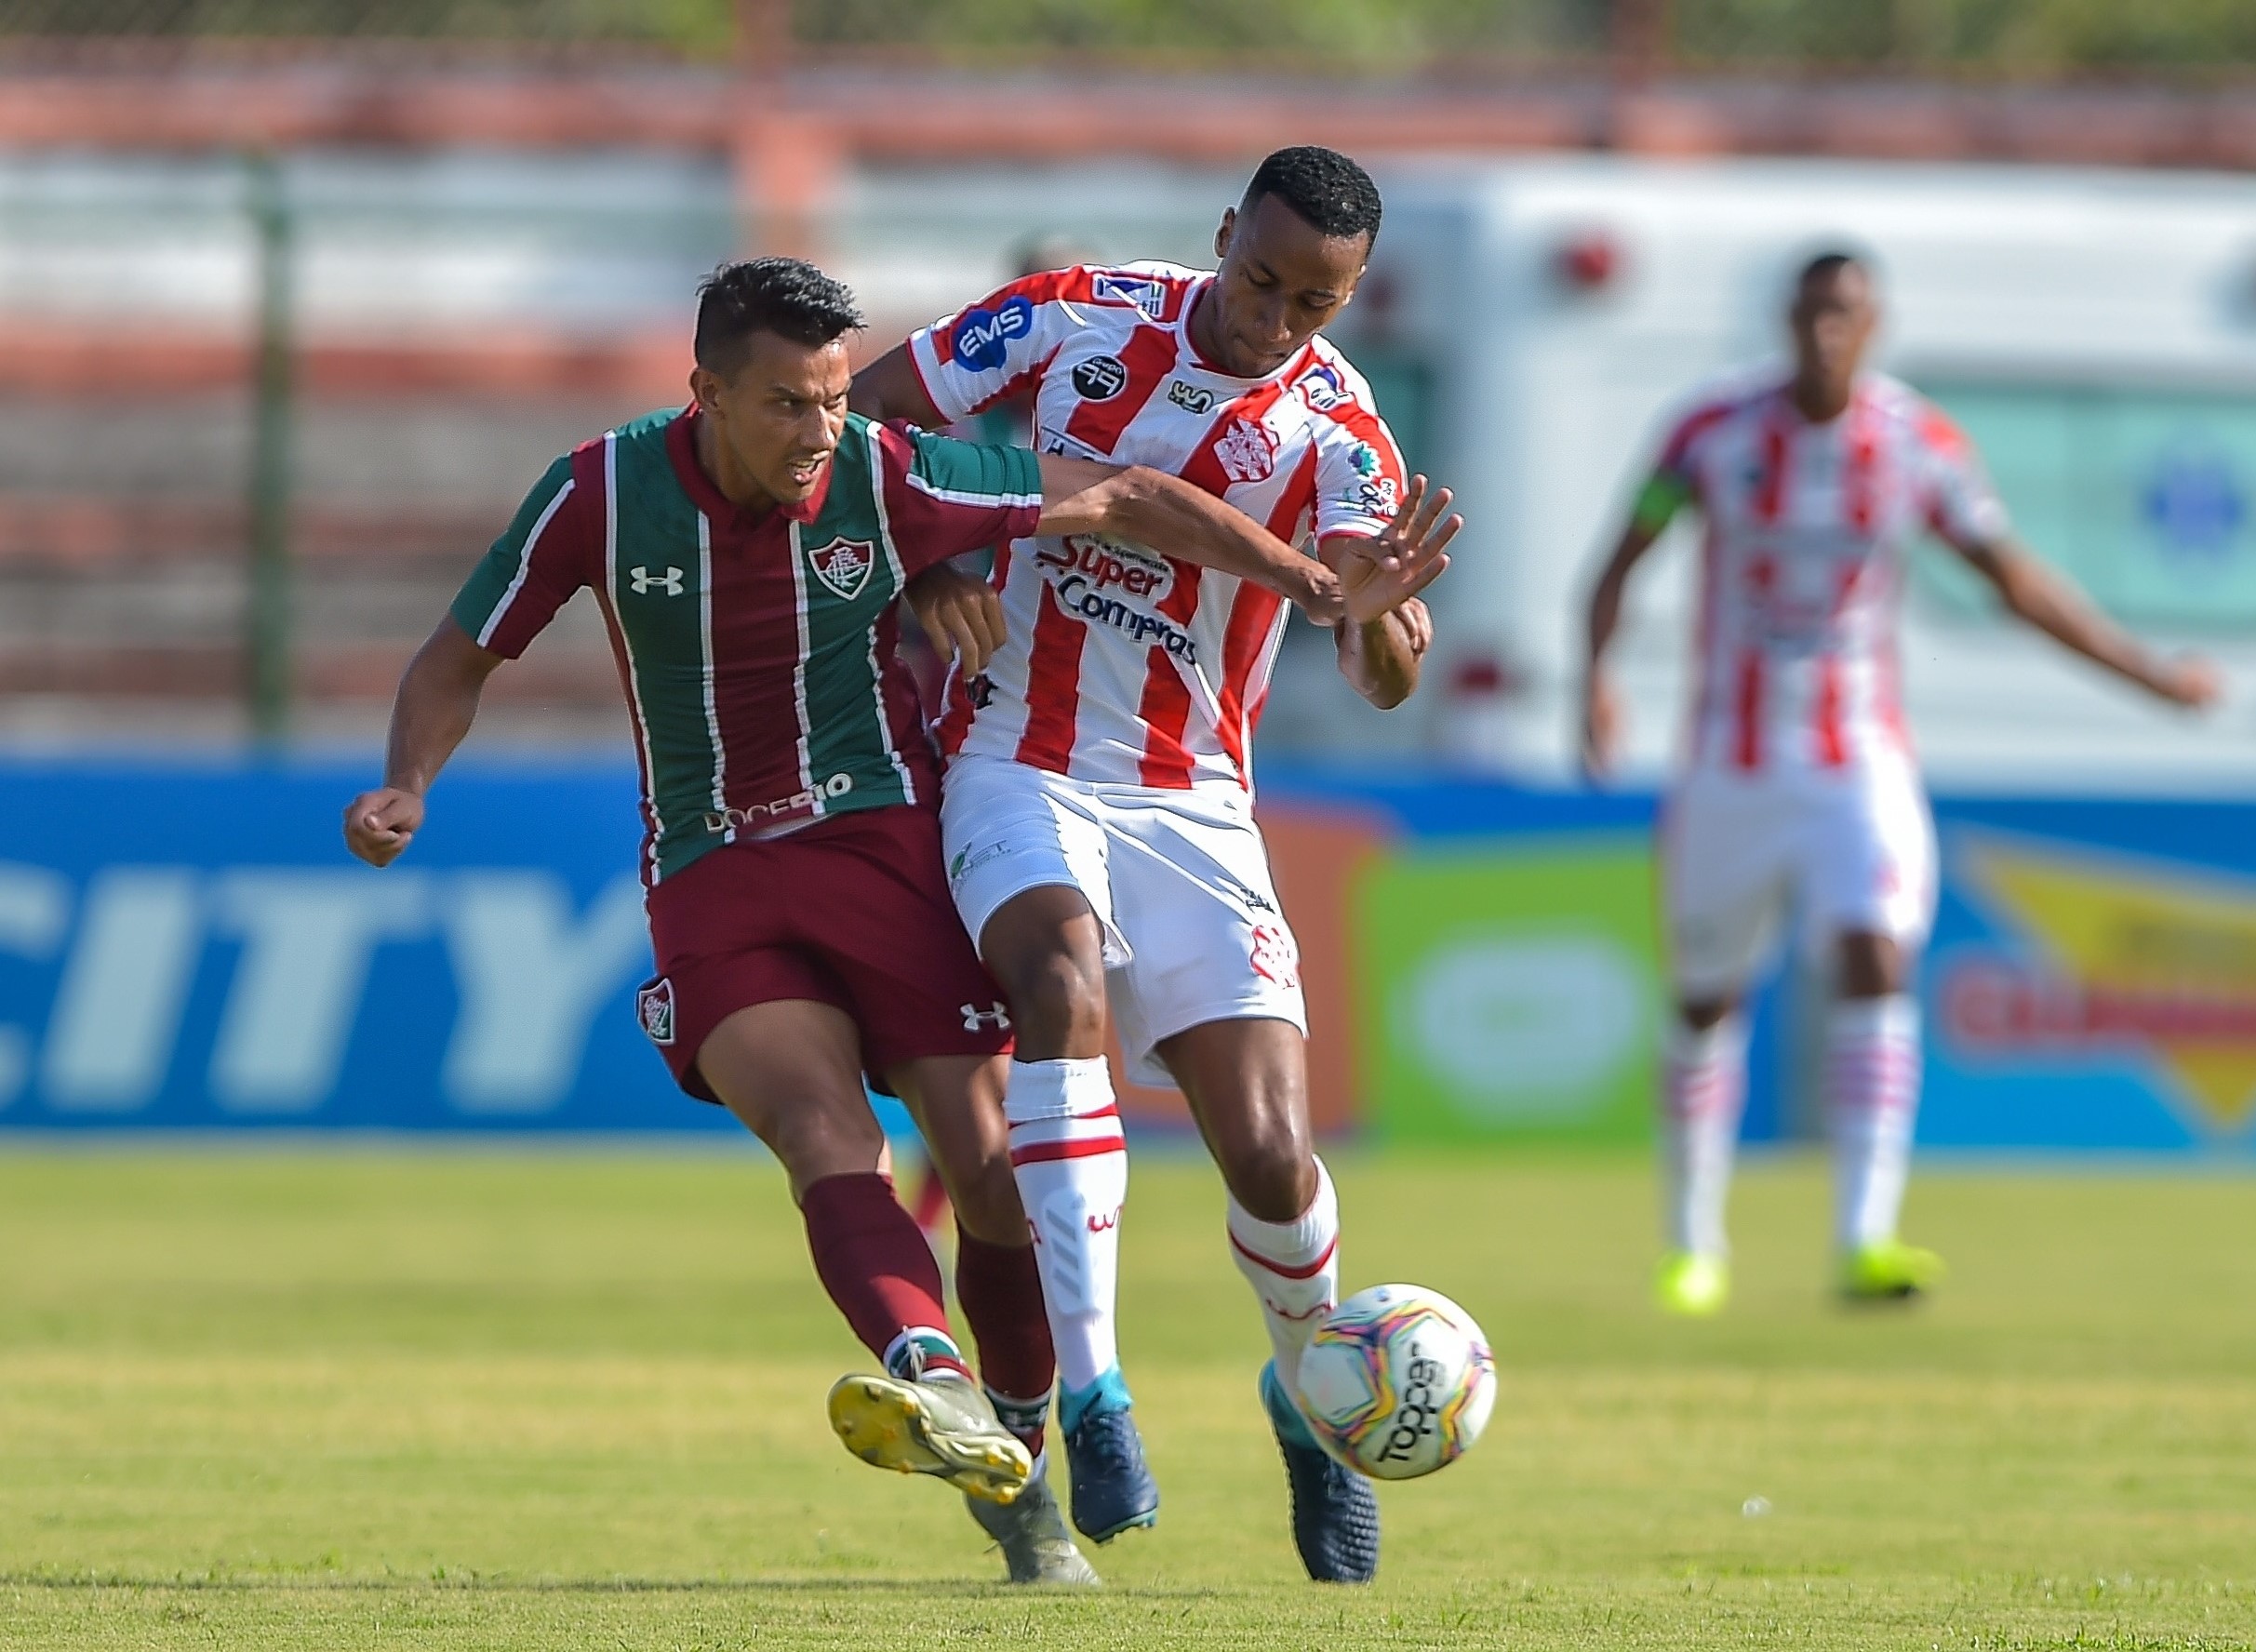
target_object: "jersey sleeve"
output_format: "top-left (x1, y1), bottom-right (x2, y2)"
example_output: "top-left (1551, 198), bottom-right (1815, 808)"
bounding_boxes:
top-left (1310, 401), bottom-right (1411, 542)
top-left (448, 454), bottom-right (594, 659)
top-left (904, 270), bottom-right (1086, 423)
top-left (1633, 403), bottom-right (1721, 534)
top-left (1913, 405), bottom-right (2011, 547)
top-left (877, 421), bottom-right (1046, 577)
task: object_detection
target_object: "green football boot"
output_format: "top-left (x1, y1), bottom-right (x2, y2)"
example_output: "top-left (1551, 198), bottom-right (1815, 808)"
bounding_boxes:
top-left (968, 1473), bottom-right (1102, 1586)
top-left (1654, 1250), bottom-right (1730, 1317)
top-left (1838, 1239), bottom-right (1945, 1302)
top-left (827, 1370), bottom-right (1033, 1504)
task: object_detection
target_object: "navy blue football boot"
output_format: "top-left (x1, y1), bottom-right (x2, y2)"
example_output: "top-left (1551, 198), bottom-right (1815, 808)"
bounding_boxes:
top-left (1058, 1368), bottom-right (1159, 1543)
top-left (1260, 1359), bottom-right (1379, 1583)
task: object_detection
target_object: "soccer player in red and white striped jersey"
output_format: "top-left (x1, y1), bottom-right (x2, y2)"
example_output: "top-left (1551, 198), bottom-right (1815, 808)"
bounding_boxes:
top-left (856, 146), bottom-right (1456, 1582)
top-left (1583, 251), bottom-right (2220, 1315)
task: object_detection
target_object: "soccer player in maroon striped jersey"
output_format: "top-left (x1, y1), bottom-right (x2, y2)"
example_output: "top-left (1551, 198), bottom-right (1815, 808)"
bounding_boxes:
top-left (854, 147), bottom-right (1457, 1582)
top-left (341, 258), bottom-right (1345, 1584)
top-left (1582, 252), bottom-right (2219, 1317)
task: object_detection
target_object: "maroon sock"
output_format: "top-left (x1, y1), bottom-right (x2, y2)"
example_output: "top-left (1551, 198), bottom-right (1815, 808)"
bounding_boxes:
top-left (801, 1172), bottom-right (969, 1380)
top-left (954, 1227), bottom-right (1056, 1454)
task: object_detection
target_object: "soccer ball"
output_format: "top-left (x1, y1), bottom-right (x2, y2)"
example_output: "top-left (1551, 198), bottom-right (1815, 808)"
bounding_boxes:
top-left (1292, 1284), bottom-right (1495, 1481)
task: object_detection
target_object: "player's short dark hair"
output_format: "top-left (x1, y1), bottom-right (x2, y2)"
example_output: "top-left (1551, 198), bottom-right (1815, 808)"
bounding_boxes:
top-left (694, 258), bottom-right (864, 378)
top-left (1241, 146), bottom-right (1382, 246)
top-left (1795, 247), bottom-right (1876, 289)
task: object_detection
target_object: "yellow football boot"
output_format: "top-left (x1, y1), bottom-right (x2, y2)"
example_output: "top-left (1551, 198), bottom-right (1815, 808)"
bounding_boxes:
top-left (827, 1371), bottom-right (1033, 1504)
top-left (1654, 1250), bottom-right (1730, 1317)
top-left (1839, 1239), bottom-right (1945, 1301)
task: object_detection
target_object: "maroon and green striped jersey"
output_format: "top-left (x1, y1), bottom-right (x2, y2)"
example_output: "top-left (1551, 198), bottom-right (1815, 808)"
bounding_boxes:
top-left (451, 406), bottom-right (1043, 885)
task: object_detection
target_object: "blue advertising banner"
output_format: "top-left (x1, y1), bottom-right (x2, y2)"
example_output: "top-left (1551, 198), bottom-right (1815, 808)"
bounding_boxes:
top-left (1922, 797), bottom-right (2256, 1154)
top-left (0, 758), bottom-right (728, 1133)
top-left (1260, 770), bottom-right (2256, 1158)
top-left (2, 757), bottom-right (2251, 1152)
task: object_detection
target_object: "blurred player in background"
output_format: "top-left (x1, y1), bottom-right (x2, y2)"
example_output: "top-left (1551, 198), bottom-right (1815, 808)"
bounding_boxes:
top-left (1582, 251), bottom-right (2221, 1317)
top-left (341, 257), bottom-right (1342, 1583)
top-left (854, 145), bottom-right (1455, 1583)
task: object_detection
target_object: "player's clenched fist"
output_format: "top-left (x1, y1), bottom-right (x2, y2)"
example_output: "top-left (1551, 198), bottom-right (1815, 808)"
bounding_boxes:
top-left (905, 562), bottom-right (1008, 675)
top-left (1284, 558), bottom-right (1345, 626)
top-left (343, 786), bottom-right (424, 867)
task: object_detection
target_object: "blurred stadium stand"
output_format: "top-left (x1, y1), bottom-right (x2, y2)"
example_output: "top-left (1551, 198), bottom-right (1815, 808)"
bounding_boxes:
top-left (3, 0), bottom-right (2256, 746)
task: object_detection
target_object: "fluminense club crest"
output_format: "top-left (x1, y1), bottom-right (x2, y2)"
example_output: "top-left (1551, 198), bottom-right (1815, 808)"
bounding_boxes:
top-left (635, 977), bottom-right (676, 1046)
top-left (807, 536), bottom-right (877, 601)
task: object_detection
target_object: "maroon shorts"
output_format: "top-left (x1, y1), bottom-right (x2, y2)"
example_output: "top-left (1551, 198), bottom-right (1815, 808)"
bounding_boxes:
top-left (638, 803), bottom-right (1011, 1103)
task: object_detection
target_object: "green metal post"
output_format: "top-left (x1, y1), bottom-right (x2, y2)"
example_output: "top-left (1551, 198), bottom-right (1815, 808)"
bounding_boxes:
top-left (244, 151), bottom-right (295, 744)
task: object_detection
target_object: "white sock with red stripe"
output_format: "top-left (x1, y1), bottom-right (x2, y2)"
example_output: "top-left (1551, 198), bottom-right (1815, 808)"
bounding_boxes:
top-left (1662, 1014), bottom-right (1748, 1259)
top-left (1827, 995), bottom-right (1921, 1250)
top-left (1004, 1056), bottom-right (1128, 1402)
top-left (1225, 1157), bottom-right (1340, 1397)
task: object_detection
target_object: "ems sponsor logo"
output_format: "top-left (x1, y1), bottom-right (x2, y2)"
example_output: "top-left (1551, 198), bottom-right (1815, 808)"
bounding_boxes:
top-left (1942, 835), bottom-right (2256, 1135)
top-left (630, 566), bottom-right (684, 597)
top-left (952, 293), bottom-right (1035, 372)
top-left (1071, 353), bottom-right (1128, 402)
top-left (1035, 536), bottom-right (1197, 660)
top-left (1090, 273), bottom-right (1168, 319)
top-left (1215, 417), bottom-right (1278, 484)
top-left (1167, 380), bottom-right (1217, 416)
top-left (806, 535), bottom-right (876, 601)
top-left (1250, 923), bottom-right (1300, 989)
top-left (636, 977), bottom-right (676, 1046)
top-left (1294, 362), bottom-right (1351, 412)
top-left (959, 1001), bottom-right (1012, 1032)
top-left (702, 771), bottom-right (854, 833)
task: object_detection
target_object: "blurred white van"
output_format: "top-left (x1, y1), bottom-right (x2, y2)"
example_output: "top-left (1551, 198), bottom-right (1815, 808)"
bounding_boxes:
top-left (1298, 155), bottom-right (2256, 791)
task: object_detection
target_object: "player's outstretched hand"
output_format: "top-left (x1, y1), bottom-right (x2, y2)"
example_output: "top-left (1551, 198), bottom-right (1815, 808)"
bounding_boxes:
top-left (1338, 475), bottom-right (1461, 625)
top-left (905, 562), bottom-right (1008, 676)
top-left (1580, 672), bottom-right (1622, 783)
top-left (344, 786), bottom-right (424, 868)
top-left (2151, 652), bottom-right (2223, 710)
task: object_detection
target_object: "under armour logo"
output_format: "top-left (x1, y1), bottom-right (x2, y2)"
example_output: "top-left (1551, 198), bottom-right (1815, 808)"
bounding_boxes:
top-left (960, 1001), bottom-right (1012, 1032)
top-left (631, 566), bottom-right (684, 596)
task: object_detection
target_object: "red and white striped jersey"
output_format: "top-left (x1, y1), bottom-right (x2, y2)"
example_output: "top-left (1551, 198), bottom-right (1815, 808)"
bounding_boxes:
top-left (904, 261), bottom-right (1408, 790)
top-left (1645, 371), bottom-right (2009, 773)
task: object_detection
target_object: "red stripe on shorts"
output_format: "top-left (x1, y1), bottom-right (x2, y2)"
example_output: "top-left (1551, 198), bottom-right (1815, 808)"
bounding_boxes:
top-left (1733, 647), bottom-right (1764, 770)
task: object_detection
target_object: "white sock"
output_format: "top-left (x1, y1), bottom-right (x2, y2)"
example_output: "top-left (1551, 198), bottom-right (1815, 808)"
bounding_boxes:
top-left (1004, 1056), bottom-right (1127, 1395)
top-left (1662, 1015), bottom-right (1748, 1259)
top-left (1827, 995), bottom-right (1921, 1251)
top-left (1226, 1156), bottom-right (1340, 1395)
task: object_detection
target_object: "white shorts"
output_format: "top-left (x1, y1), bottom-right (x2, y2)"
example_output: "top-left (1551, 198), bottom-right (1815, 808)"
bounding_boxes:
top-left (940, 754), bottom-right (1306, 1088)
top-left (1660, 755), bottom-right (1938, 1000)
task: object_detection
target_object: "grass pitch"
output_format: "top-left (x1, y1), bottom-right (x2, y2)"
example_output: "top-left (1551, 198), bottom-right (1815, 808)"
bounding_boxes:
top-left (2, 1149), bottom-right (2253, 1649)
